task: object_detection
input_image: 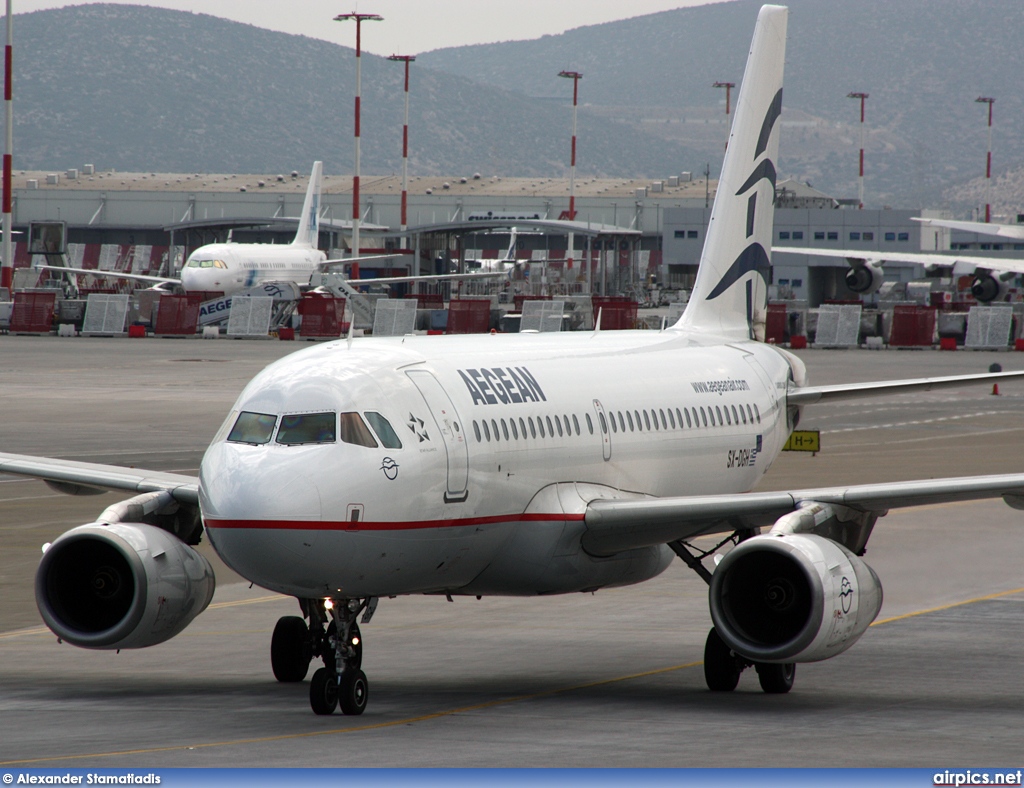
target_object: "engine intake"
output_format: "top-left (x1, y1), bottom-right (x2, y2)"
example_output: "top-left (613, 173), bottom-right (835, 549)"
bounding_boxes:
top-left (709, 533), bottom-right (882, 663)
top-left (36, 522), bottom-right (215, 650)
top-left (970, 272), bottom-right (1011, 303)
top-left (845, 261), bottom-right (885, 294)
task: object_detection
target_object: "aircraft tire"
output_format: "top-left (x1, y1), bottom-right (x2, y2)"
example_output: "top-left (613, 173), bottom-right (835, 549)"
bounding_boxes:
top-left (309, 667), bottom-right (339, 715)
top-left (271, 616), bottom-right (312, 683)
top-left (338, 669), bottom-right (369, 716)
top-left (703, 627), bottom-right (740, 692)
top-left (755, 662), bottom-right (795, 694)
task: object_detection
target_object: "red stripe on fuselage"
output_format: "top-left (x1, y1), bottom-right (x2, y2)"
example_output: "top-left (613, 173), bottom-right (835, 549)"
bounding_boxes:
top-left (205, 512), bottom-right (584, 531)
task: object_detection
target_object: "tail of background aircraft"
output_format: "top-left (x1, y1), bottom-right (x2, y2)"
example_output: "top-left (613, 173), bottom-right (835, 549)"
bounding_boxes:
top-left (291, 161), bottom-right (323, 249)
top-left (676, 5), bottom-right (788, 340)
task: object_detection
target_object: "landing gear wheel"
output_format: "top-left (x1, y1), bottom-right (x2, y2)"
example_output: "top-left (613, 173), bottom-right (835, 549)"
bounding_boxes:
top-left (309, 667), bottom-right (339, 715)
top-left (271, 616), bottom-right (312, 682)
top-left (703, 627), bottom-right (741, 692)
top-left (756, 662), bottom-right (795, 694)
top-left (338, 669), bottom-right (369, 716)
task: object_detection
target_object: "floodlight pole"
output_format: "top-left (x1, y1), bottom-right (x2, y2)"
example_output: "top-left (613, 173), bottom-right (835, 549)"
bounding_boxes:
top-left (976, 96), bottom-right (995, 223)
top-left (712, 81), bottom-right (735, 155)
top-left (847, 92), bottom-right (868, 209)
top-left (388, 54), bottom-right (415, 245)
top-left (335, 12), bottom-right (383, 259)
top-left (2, 0), bottom-right (13, 291)
top-left (558, 70), bottom-right (582, 273)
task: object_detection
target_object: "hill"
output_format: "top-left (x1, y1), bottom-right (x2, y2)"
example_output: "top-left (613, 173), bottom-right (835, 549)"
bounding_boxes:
top-left (3, 4), bottom-right (696, 180)
top-left (419, 0), bottom-right (1024, 210)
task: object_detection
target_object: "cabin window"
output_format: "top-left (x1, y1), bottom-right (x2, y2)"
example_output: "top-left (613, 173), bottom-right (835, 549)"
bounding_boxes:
top-left (554, 417), bottom-right (563, 437)
top-left (510, 418), bottom-right (519, 440)
top-left (610, 413), bottom-right (618, 433)
top-left (528, 417), bottom-right (537, 439)
top-left (519, 417), bottom-right (528, 439)
top-left (573, 414), bottom-right (581, 435)
top-left (501, 419), bottom-right (510, 441)
top-left (644, 410), bottom-right (653, 431)
top-left (546, 416), bottom-right (556, 437)
top-left (618, 412), bottom-right (626, 432)
top-left (739, 405), bottom-right (747, 425)
top-left (597, 413), bottom-right (606, 434)
top-left (626, 411), bottom-right (635, 431)
top-left (365, 412), bottom-right (402, 449)
top-left (227, 411), bottom-right (277, 445)
top-left (564, 415), bottom-right (572, 436)
top-left (746, 404), bottom-right (754, 423)
top-left (276, 412), bottom-right (338, 446)
top-left (538, 417), bottom-right (546, 438)
top-left (725, 407), bottom-right (732, 426)
top-left (691, 407), bottom-right (699, 428)
top-left (659, 409), bottom-right (668, 430)
top-left (732, 405), bottom-right (740, 425)
top-left (668, 409), bottom-right (676, 429)
top-left (716, 406), bottom-right (724, 425)
top-left (700, 407), bottom-right (708, 427)
top-left (473, 421), bottom-right (481, 442)
top-left (587, 413), bottom-right (595, 434)
top-left (491, 419), bottom-right (501, 441)
top-left (482, 420), bottom-right (491, 441)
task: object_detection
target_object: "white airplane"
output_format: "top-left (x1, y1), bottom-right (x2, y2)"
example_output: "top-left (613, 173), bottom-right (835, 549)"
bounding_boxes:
top-left (38, 162), bottom-right (502, 295)
top-left (773, 245), bottom-right (1024, 302)
top-left (912, 216), bottom-right (1024, 242)
top-left (5, 5), bottom-right (1024, 717)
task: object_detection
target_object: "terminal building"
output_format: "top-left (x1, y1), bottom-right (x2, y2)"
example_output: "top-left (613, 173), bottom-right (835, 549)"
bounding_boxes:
top-left (5, 166), bottom-right (1024, 307)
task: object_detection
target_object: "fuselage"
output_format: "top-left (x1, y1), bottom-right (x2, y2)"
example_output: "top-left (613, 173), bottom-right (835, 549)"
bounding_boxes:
top-left (180, 243), bottom-right (326, 295)
top-left (199, 329), bottom-right (803, 601)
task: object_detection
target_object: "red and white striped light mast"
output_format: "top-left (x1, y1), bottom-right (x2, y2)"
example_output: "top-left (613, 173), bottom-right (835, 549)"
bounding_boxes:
top-left (847, 92), bottom-right (868, 209)
top-left (388, 54), bottom-right (415, 244)
top-left (712, 80), bottom-right (735, 154)
top-left (976, 96), bottom-right (995, 223)
top-left (335, 12), bottom-right (382, 260)
top-left (2, 0), bottom-right (13, 292)
top-left (558, 70), bottom-right (582, 273)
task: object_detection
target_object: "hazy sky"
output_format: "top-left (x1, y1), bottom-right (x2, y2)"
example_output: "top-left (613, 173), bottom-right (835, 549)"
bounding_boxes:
top-left (11, 1), bottom-right (731, 55)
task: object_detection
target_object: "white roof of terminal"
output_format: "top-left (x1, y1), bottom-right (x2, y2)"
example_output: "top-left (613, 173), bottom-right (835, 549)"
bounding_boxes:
top-left (17, 170), bottom-right (717, 199)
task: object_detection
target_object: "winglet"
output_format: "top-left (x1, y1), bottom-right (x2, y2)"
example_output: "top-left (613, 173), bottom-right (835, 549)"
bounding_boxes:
top-left (292, 161), bottom-right (323, 249)
top-left (676, 5), bottom-right (788, 340)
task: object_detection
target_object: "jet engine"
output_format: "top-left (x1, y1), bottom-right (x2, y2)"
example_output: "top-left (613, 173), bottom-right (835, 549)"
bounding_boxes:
top-left (708, 532), bottom-right (882, 663)
top-left (970, 271), bottom-right (1012, 303)
top-left (844, 260), bottom-right (885, 294)
top-left (36, 522), bottom-right (215, 650)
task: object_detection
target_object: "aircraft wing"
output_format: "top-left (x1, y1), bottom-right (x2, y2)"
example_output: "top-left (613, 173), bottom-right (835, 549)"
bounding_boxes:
top-left (36, 264), bottom-right (179, 286)
top-left (787, 369), bottom-right (1024, 405)
top-left (0, 452), bottom-right (198, 505)
top-left (912, 217), bottom-right (1024, 241)
top-left (320, 254), bottom-right (402, 269)
top-left (581, 473), bottom-right (1024, 555)
top-left (346, 271), bottom-right (509, 286)
top-left (773, 246), bottom-right (1024, 276)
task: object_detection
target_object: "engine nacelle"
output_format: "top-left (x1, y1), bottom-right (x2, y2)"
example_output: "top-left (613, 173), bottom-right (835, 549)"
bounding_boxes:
top-left (709, 533), bottom-right (882, 663)
top-left (844, 261), bottom-right (885, 294)
top-left (36, 522), bottom-right (215, 650)
top-left (970, 272), bottom-right (1011, 303)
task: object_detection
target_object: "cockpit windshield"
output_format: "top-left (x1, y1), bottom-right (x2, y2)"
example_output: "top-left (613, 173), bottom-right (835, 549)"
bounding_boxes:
top-left (227, 411), bottom-right (277, 444)
top-left (185, 258), bottom-right (228, 269)
top-left (365, 412), bottom-right (402, 449)
top-left (276, 413), bottom-right (337, 445)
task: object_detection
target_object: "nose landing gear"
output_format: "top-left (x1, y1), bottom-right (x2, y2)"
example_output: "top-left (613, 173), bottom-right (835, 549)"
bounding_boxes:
top-left (308, 597), bottom-right (376, 716)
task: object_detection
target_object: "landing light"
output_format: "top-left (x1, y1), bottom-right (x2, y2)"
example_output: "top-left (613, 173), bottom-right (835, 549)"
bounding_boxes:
top-left (352, 636), bottom-right (361, 646)
top-left (323, 598), bottom-right (334, 611)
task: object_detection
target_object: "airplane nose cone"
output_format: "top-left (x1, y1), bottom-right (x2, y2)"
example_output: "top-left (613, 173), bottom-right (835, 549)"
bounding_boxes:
top-left (199, 442), bottom-right (326, 593)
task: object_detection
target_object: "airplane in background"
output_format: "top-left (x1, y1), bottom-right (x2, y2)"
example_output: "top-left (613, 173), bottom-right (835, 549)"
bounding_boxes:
top-left (774, 244), bottom-right (1024, 302)
top-left (6, 4), bottom-right (1024, 718)
top-left (38, 162), bottom-right (503, 295)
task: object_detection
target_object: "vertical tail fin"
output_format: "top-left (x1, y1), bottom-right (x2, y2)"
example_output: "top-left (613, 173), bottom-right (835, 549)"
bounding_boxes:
top-left (677, 5), bottom-right (788, 340)
top-left (292, 161), bottom-right (323, 248)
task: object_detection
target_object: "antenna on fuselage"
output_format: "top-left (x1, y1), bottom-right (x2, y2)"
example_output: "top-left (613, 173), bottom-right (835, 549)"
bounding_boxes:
top-left (346, 311), bottom-right (355, 349)
top-left (591, 307), bottom-right (603, 336)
